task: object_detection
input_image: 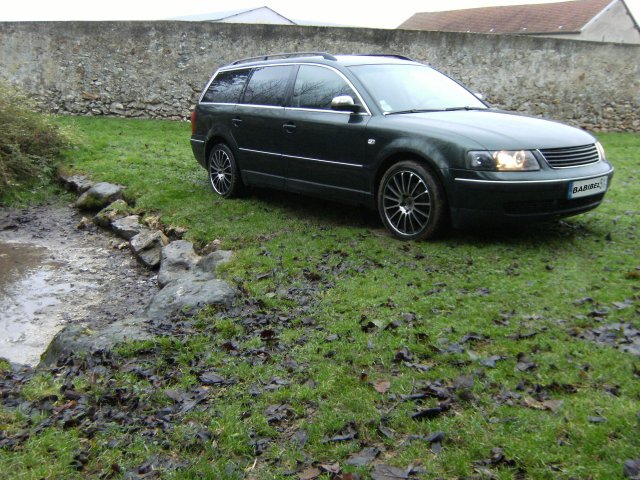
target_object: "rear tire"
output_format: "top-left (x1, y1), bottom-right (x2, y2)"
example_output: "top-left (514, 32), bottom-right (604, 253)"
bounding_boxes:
top-left (377, 160), bottom-right (446, 240)
top-left (207, 143), bottom-right (243, 198)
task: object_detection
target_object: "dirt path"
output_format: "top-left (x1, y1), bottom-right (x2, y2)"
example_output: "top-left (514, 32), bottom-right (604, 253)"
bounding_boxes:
top-left (0, 200), bottom-right (156, 366)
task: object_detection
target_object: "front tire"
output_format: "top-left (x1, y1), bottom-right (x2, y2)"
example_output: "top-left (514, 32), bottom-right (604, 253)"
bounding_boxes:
top-left (377, 160), bottom-right (446, 240)
top-left (207, 143), bottom-right (243, 198)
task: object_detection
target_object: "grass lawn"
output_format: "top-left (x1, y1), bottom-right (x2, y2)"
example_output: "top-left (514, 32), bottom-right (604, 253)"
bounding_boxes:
top-left (1, 116), bottom-right (639, 479)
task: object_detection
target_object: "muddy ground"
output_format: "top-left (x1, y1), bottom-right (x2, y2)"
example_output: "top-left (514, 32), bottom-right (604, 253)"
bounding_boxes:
top-left (0, 200), bottom-right (156, 366)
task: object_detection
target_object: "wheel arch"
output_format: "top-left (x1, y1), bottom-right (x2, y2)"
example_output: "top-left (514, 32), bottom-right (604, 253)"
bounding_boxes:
top-left (205, 134), bottom-right (237, 165)
top-left (373, 151), bottom-right (448, 202)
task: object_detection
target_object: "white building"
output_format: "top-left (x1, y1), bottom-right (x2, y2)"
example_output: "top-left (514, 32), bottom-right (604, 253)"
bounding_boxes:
top-left (175, 6), bottom-right (296, 25)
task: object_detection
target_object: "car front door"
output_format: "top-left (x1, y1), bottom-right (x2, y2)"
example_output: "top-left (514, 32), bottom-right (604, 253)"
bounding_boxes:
top-left (281, 65), bottom-right (370, 202)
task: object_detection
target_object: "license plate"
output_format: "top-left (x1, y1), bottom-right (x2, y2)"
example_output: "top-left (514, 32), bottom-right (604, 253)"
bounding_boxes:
top-left (568, 176), bottom-right (608, 199)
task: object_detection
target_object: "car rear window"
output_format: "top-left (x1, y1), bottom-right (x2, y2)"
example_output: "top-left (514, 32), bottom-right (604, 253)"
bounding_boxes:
top-left (242, 66), bottom-right (294, 107)
top-left (202, 69), bottom-right (250, 104)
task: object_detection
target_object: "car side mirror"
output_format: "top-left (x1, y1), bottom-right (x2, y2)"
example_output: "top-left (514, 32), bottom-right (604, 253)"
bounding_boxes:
top-left (331, 95), bottom-right (362, 113)
top-left (473, 92), bottom-right (485, 101)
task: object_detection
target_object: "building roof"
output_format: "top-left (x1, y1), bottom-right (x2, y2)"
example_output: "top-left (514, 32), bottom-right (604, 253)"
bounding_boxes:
top-left (398, 0), bottom-right (621, 34)
top-left (174, 6), bottom-right (296, 24)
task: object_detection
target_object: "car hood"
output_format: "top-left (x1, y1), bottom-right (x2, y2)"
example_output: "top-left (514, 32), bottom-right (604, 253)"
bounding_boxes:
top-left (386, 109), bottom-right (596, 150)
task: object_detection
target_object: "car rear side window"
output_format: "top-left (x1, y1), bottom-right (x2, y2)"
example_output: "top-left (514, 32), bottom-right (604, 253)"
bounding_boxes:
top-left (242, 66), bottom-right (293, 107)
top-left (202, 69), bottom-right (250, 103)
top-left (291, 65), bottom-right (361, 110)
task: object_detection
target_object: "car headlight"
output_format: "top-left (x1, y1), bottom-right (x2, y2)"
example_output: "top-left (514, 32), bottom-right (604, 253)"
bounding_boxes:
top-left (467, 150), bottom-right (540, 171)
top-left (595, 141), bottom-right (606, 161)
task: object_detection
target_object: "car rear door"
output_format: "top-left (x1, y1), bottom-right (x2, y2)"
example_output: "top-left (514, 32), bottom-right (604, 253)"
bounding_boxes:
top-left (232, 65), bottom-right (295, 188)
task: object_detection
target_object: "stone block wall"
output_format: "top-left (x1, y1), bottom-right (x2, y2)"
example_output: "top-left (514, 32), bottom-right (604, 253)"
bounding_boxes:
top-left (0, 21), bottom-right (638, 131)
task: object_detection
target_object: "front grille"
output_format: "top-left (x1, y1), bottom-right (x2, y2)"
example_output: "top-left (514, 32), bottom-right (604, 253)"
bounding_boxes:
top-left (539, 144), bottom-right (600, 168)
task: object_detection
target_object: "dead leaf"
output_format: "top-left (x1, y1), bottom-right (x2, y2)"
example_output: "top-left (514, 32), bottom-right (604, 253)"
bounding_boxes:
top-left (199, 371), bottom-right (225, 385)
top-left (426, 431), bottom-right (445, 443)
top-left (299, 467), bottom-right (321, 480)
top-left (515, 353), bottom-right (537, 372)
top-left (324, 422), bottom-right (358, 443)
top-left (453, 375), bottom-right (474, 391)
top-left (52, 400), bottom-right (77, 414)
top-left (623, 458), bottom-right (640, 478)
top-left (371, 464), bottom-right (408, 480)
top-left (393, 347), bottom-right (413, 363)
top-left (345, 447), bottom-right (380, 467)
top-left (291, 429), bottom-right (308, 447)
top-left (626, 269), bottom-right (640, 279)
top-left (480, 355), bottom-right (504, 368)
top-left (320, 462), bottom-right (341, 474)
top-left (588, 416), bottom-right (607, 423)
top-left (542, 400), bottom-right (564, 413)
top-left (374, 379), bottom-right (391, 394)
top-left (411, 403), bottom-right (449, 421)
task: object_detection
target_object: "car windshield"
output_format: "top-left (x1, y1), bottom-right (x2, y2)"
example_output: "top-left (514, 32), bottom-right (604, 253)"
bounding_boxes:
top-left (349, 64), bottom-right (487, 114)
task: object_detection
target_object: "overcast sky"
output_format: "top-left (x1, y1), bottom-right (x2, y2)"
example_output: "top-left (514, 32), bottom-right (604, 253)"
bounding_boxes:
top-left (2, 0), bottom-right (639, 28)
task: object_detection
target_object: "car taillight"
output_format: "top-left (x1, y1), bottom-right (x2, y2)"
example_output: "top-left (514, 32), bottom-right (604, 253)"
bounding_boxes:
top-left (190, 111), bottom-right (196, 135)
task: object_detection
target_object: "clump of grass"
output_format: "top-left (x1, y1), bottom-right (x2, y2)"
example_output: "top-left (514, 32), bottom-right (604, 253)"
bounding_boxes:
top-left (0, 82), bottom-right (69, 200)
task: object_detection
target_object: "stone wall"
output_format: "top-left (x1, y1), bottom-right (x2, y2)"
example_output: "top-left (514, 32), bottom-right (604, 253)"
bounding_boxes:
top-left (0, 21), bottom-right (638, 131)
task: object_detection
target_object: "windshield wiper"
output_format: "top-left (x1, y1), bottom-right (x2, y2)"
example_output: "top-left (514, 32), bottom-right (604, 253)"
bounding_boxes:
top-left (442, 106), bottom-right (487, 111)
top-left (385, 108), bottom-right (445, 115)
top-left (386, 106), bottom-right (486, 115)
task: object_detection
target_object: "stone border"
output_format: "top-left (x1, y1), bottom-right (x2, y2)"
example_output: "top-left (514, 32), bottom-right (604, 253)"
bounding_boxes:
top-left (42, 174), bottom-right (237, 366)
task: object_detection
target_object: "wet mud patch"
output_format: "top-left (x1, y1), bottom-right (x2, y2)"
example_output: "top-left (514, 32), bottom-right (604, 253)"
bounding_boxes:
top-left (0, 201), bottom-right (156, 366)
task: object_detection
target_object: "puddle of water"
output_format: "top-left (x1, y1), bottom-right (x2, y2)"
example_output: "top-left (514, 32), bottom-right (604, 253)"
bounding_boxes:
top-left (1, 204), bottom-right (157, 367)
top-left (0, 242), bottom-right (49, 292)
top-left (0, 241), bottom-right (94, 365)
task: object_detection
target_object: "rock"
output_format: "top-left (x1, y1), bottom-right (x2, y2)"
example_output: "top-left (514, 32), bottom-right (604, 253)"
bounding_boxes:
top-left (146, 277), bottom-right (235, 321)
top-left (76, 216), bottom-right (93, 230)
top-left (150, 240), bottom-right (236, 319)
top-left (40, 317), bottom-right (151, 367)
top-left (158, 241), bottom-right (233, 287)
top-left (75, 182), bottom-right (124, 211)
top-left (110, 102), bottom-right (125, 113)
top-left (165, 225), bottom-right (187, 240)
top-left (93, 199), bottom-right (131, 228)
top-left (202, 239), bottom-right (222, 254)
top-left (143, 215), bottom-right (163, 230)
top-left (197, 250), bottom-right (233, 273)
top-left (111, 215), bottom-right (145, 240)
top-left (158, 240), bottom-right (201, 287)
top-left (58, 173), bottom-right (94, 193)
top-left (130, 230), bottom-right (169, 269)
top-left (81, 91), bottom-right (100, 101)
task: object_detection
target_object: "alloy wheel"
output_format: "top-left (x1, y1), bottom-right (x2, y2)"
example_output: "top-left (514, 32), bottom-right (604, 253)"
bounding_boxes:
top-left (382, 169), bottom-right (432, 236)
top-left (209, 148), bottom-right (233, 195)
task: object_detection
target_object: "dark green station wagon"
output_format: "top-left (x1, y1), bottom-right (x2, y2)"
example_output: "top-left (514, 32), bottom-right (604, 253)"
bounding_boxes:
top-left (190, 52), bottom-right (613, 240)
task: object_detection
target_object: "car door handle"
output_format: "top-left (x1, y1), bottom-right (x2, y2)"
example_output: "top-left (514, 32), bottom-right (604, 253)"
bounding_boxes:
top-left (283, 122), bottom-right (296, 133)
top-left (231, 118), bottom-right (243, 127)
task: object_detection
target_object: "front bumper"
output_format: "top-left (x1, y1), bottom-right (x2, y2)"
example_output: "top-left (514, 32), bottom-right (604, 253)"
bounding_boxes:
top-left (448, 163), bottom-right (614, 228)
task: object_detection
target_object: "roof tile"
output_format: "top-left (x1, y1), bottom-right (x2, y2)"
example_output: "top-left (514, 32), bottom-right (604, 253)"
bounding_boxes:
top-left (398, 0), bottom-right (616, 34)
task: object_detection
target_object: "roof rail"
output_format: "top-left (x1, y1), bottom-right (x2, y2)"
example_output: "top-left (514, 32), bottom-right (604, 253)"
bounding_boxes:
top-left (231, 52), bottom-right (338, 65)
top-left (362, 54), bottom-right (415, 61)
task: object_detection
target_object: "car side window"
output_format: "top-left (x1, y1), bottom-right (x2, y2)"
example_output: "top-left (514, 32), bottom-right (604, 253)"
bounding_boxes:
top-left (202, 69), bottom-right (250, 103)
top-left (291, 65), bottom-right (361, 110)
top-left (242, 66), bottom-right (293, 107)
